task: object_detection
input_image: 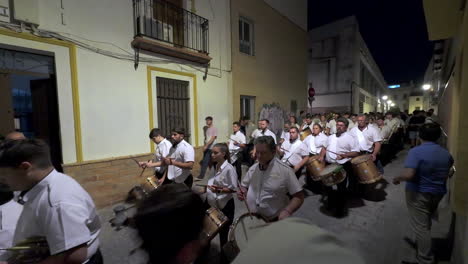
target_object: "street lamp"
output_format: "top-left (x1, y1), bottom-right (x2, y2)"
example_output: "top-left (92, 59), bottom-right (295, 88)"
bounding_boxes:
top-left (422, 84), bottom-right (431, 90)
top-left (382, 95), bottom-right (388, 100)
top-left (391, 103), bottom-right (395, 107)
top-left (387, 100), bottom-right (393, 105)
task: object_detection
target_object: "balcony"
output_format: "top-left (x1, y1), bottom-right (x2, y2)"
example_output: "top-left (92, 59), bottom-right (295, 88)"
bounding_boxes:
top-left (132, 0), bottom-right (212, 65)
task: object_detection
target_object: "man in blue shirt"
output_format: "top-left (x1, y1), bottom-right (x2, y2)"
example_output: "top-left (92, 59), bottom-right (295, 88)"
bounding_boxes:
top-left (393, 123), bottom-right (454, 264)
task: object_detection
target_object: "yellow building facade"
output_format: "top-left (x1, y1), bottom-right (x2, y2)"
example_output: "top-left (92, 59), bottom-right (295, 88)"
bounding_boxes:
top-left (423, 0), bottom-right (468, 263)
top-left (230, 0), bottom-right (308, 121)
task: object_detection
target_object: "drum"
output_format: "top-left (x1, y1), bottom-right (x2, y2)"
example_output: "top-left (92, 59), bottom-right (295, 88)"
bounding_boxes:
top-left (306, 155), bottom-right (326, 181)
top-left (351, 155), bottom-right (382, 184)
top-left (200, 207), bottom-right (229, 242)
top-left (300, 127), bottom-right (312, 141)
top-left (223, 213), bottom-right (268, 261)
top-left (126, 176), bottom-right (160, 203)
top-left (320, 164), bottom-right (347, 186)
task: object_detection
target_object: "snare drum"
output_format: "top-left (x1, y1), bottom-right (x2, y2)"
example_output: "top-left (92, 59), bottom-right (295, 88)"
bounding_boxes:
top-left (320, 164), bottom-right (347, 186)
top-left (351, 155), bottom-right (381, 184)
top-left (306, 155), bottom-right (326, 181)
top-left (223, 213), bottom-right (268, 262)
top-left (200, 207), bottom-right (229, 242)
top-left (126, 176), bottom-right (161, 203)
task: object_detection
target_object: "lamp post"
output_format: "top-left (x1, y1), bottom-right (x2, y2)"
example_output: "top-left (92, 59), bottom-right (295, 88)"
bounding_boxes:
top-left (422, 84), bottom-right (431, 91)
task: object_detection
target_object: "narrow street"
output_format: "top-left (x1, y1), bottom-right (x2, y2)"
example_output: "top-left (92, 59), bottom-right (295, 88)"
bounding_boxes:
top-left (98, 147), bottom-right (453, 263)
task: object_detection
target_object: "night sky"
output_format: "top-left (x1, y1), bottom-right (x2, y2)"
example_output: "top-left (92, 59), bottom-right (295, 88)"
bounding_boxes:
top-left (308, 0), bottom-right (434, 85)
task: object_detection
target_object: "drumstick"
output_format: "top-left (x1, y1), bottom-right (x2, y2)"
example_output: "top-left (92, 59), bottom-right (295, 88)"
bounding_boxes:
top-left (138, 160), bottom-right (151, 177)
top-left (237, 178), bottom-right (253, 220)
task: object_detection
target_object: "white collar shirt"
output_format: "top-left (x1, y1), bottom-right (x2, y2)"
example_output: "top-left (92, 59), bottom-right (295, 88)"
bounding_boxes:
top-left (281, 138), bottom-right (305, 167)
top-left (154, 138), bottom-right (172, 172)
top-left (229, 131), bottom-right (246, 152)
top-left (253, 129), bottom-right (277, 144)
top-left (14, 170), bottom-right (101, 259)
top-left (241, 158), bottom-right (303, 220)
top-left (206, 160), bottom-right (238, 209)
top-left (349, 126), bottom-right (382, 153)
top-left (325, 132), bottom-right (360, 164)
top-left (280, 130), bottom-right (290, 141)
top-left (302, 132), bottom-right (328, 155)
top-left (0, 200), bottom-right (23, 261)
top-left (167, 140), bottom-right (195, 183)
top-left (327, 120), bottom-right (337, 134)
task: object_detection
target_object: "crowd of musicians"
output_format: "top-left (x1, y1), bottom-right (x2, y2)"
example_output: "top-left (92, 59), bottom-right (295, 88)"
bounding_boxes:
top-left (0, 107), bottom-right (452, 264)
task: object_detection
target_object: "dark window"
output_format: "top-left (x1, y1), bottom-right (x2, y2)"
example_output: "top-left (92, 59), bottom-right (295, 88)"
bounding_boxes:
top-left (239, 17), bottom-right (254, 55)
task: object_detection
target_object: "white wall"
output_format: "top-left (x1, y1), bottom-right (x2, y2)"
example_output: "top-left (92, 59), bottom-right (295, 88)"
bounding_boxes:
top-left (1, 0), bottom-right (232, 162)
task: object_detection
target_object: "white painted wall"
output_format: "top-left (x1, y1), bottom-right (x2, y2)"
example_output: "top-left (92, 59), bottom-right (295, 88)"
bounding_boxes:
top-left (263, 0), bottom-right (307, 31)
top-left (1, 0), bottom-right (232, 162)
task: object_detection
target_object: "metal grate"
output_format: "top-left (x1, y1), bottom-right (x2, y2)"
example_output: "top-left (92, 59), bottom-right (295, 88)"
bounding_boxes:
top-left (133, 0), bottom-right (209, 54)
top-left (156, 77), bottom-right (190, 141)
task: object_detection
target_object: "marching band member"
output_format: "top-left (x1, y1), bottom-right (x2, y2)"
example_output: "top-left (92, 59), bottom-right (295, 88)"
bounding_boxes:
top-left (289, 116), bottom-right (301, 130)
top-left (162, 128), bottom-right (195, 187)
top-left (326, 113), bottom-right (338, 135)
top-left (250, 119), bottom-right (277, 160)
top-left (300, 113), bottom-right (313, 132)
top-left (302, 123), bottom-right (328, 159)
top-left (206, 143), bottom-right (238, 253)
top-left (0, 139), bottom-right (102, 264)
top-left (279, 122), bottom-right (291, 144)
top-left (349, 114), bottom-right (384, 174)
top-left (229, 122), bottom-right (246, 180)
top-left (139, 128), bottom-right (172, 185)
top-left (239, 136), bottom-right (304, 221)
top-left (277, 127), bottom-right (309, 177)
top-left (319, 118), bottom-right (360, 216)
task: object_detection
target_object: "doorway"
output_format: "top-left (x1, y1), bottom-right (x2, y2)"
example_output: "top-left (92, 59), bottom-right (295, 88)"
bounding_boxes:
top-left (0, 47), bottom-right (63, 171)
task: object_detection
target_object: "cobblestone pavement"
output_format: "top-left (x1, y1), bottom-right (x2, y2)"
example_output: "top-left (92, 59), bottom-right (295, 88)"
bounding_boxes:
top-left (98, 148), bottom-right (452, 263)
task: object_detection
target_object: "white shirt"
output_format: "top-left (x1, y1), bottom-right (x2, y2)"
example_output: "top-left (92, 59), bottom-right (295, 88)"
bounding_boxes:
top-left (206, 160), bottom-right (238, 209)
top-left (281, 138), bottom-right (306, 167)
top-left (280, 130), bottom-right (290, 141)
top-left (252, 129), bottom-right (277, 144)
top-left (385, 118), bottom-right (399, 130)
top-left (349, 125), bottom-right (382, 153)
top-left (0, 199), bottom-right (23, 261)
top-left (14, 170), bottom-right (101, 259)
top-left (229, 131), bottom-right (246, 152)
top-left (167, 139), bottom-right (195, 183)
top-left (302, 132), bottom-right (328, 155)
top-left (347, 119), bottom-right (355, 131)
top-left (327, 120), bottom-right (337, 135)
top-left (241, 158), bottom-right (303, 220)
top-left (229, 131), bottom-right (246, 163)
top-left (325, 132), bottom-right (360, 164)
top-left (154, 138), bottom-right (172, 173)
top-left (378, 125), bottom-right (392, 140)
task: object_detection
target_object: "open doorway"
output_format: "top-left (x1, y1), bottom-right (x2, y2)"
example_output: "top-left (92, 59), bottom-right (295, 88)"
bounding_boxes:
top-left (0, 47), bottom-right (63, 171)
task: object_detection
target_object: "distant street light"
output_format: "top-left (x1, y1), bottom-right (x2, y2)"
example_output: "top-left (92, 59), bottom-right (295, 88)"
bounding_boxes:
top-left (387, 100), bottom-right (393, 104)
top-left (382, 95), bottom-right (388, 100)
top-left (391, 103), bottom-right (395, 107)
top-left (422, 84), bottom-right (431, 90)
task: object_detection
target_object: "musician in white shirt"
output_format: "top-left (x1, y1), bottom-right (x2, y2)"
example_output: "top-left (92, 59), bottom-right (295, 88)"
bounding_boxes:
top-left (206, 143), bottom-right (238, 253)
top-left (319, 118), bottom-right (360, 216)
top-left (239, 136), bottom-right (304, 221)
top-left (161, 128), bottom-right (195, 187)
top-left (277, 127), bottom-right (309, 176)
top-left (300, 113), bottom-right (313, 132)
top-left (302, 123), bottom-right (328, 160)
top-left (251, 119), bottom-right (277, 160)
top-left (229, 122), bottom-right (247, 180)
top-left (139, 128), bottom-right (173, 184)
top-left (349, 115), bottom-right (384, 174)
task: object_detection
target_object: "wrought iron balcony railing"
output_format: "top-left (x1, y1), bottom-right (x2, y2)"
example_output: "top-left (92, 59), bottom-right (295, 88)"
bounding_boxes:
top-left (133, 0), bottom-right (209, 54)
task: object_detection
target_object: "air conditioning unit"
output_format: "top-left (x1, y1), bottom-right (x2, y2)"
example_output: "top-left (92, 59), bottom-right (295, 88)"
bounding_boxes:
top-left (0, 0), bottom-right (10, 23)
top-left (13, 0), bottom-right (39, 25)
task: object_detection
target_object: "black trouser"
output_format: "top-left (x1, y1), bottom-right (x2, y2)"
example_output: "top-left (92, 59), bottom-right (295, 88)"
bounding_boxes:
top-left (220, 198), bottom-right (235, 247)
top-left (233, 156), bottom-right (243, 181)
top-left (87, 249), bottom-right (104, 264)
